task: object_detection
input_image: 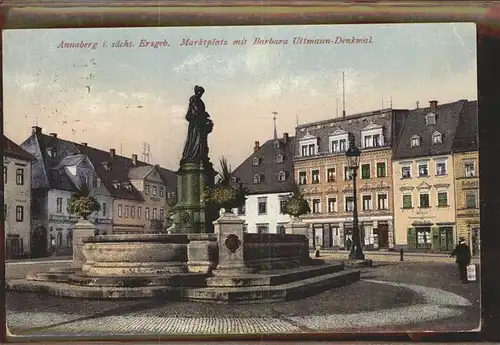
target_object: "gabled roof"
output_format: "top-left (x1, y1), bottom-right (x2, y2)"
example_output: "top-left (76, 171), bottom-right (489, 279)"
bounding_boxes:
top-left (452, 100), bottom-right (478, 153)
top-left (3, 135), bottom-right (36, 161)
top-left (20, 128), bottom-right (177, 200)
top-left (232, 135), bottom-right (295, 195)
top-left (393, 100), bottom-right (468, 160)
top-left (128, 165), bottom-right (155, 180)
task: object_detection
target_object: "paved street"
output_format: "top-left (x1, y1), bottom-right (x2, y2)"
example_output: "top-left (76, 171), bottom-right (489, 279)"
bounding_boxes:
top-left (5, 260), bottom-right (480, 335)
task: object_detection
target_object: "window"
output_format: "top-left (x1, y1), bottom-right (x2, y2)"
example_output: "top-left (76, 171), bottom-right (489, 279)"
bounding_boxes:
top-left (361, 164), bottom-right (370, 179)
top-left (279, 200), bottom-right (287, 214)
top-left (56, 197), bottom-right (63, 213)
top-left (153, 186), bottom-right (157, 196)
top-left (160, 187), bottom-right (164, 197)
top-left (466, 192), bottom-right (477, 209)
top-left (436, 162), bottom-right (446, 176)
top-left (373, 134), bottom-right (381, 147)
top-left (301, 145), bottom-right (308, 157)
top-left (118, 205), bottom-right (123, 217)
top-left (131, 206), bottom-right (136, 218)
top-left (437, 191), bottom-right (448, 207)
top-left (432, 132), bottom-right (442, 144)
top-left (145, 184), bottom-right (150, 195)
top-left (418, 164), bottom-right (428, 177)
top-left (258, 198), bottom-right (267, 215)
top-left (376, 162), bottom-right (386, 177)
top-left (364, 135), bottom-right (373, 148)
top-left (345, 196), bottom-right (354, 212)
top-left (137, 206), bottom-right (142, 219)
top-left (160, 209), bottom-right (164, 220)
top-left (344, 167), bottom-right (353, 181)
top-left (277, 225), bottom-right (286, 235)
top-left (276, 154), bottom-right (283, 163)
top-left (3, 166), bottom-right (7, 183)
top-left (67, 231), bottom-right (73, 248)
top-left (102, 203), bottom-right (107, 216)
top-left (257, 225), bottom-right (269, 234)
top-left (327, 197), bottom-right (337, 213)
top-left (425, 113), bottom-right (436, 125)
top-left (401, 166), bottom-right (411, 179)
top-left (96, 177), bottom-right (102, 188)
top-left (16, 168), bottom-right (24, 185)
top-left (312, 170), bottom-right (320, 184)
top-left (252, 157), bottom-right (260, 166)
top-left (411, 136), bottom-right (420, 147)
top-left (56, 230), bottom-right (63, 247)
top-left (362, 195), bottom-right (372, 211)
top-left (278, 171), bottom-right (286, 182)
top-left (327, 168), bottom-right (336, 182)
top-left (312, 199), bottom-right (321, 213)
top-left (308, 144), bottom-right (316, 156)
top-left (416, 228), bottom-right (431, 248)
top-left (299, 171), bottom-right (307, 185)
top-left (253, 174), bottom-right (261, 184)
top-left (419, 193), bottom-right (430, 208)
top-left (331, 140), bottom-right (339, 153)
top-left (339, 139), bottom-right (347, 152)
top-left (145, 207), bottom-right (150, 220)
top-left (152, 208), bottom-right (157, 220)
top-left (377, 194), bottom-right (388, 210)
top-left (238, 203), bottom-right (246, 215)
top-left (15, 205), bottom-right (23, 222)
top-left (402, 194), bottom-right (412, 209)
top-left (274, 140), bottom-right (280, 149)
top-left (125, 205), bottom-right (129, 218)
top-left (465, 162), bottom-right (475, 177)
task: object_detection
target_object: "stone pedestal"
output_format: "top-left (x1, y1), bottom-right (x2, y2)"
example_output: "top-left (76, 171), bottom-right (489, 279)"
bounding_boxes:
top-left (284, 218), bottom-right (312, 264)
top-left (213, 212), bottom-right (250, 274)
top-left (72, 220), bottom-right (96, 269)
top-left (187, 234), bottom-right (218, 274)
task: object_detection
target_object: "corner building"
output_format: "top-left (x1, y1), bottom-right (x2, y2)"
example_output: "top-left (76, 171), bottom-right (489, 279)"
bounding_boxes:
top-left (293, 108), bottom-right (406, 250)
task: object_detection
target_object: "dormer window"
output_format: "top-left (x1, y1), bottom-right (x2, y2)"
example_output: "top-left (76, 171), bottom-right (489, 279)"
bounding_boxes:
top-left (361, 123), bottom-right (384, 149)
top-left (299, 132), bottom-right (319, 157)
top-left (278, 171), bottom-right (286, 182)
top-left (252, 157), bottom-right (260, 166)
top-left (432, 131), bottom-right (442, 144)
top-left (113, 181), bottom-right (120, 189)
top-left (253, 174), bottom-right (261, 184)
top-left (46, 148), bottom-right (57, 158)
top-left (276, 154), bottom-right (284, 163)
top-left (274, 140), bottom-right (280, 149)
top-left (410, 135), bottom-right (421, 148)
top-left (102, 162), bottom-right (110, 171)
top-left (425, 112), bottom-right (436, 126)
top-left (231, 177), bottom-right (237, 184)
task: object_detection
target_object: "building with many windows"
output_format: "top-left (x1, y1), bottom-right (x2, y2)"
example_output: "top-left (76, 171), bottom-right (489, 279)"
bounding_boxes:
top-left (294, 108), bottom-right (407, 250)
top-left (20, 126), bottom-right (176, 255)
top-left (3, 135), bottom-right (35, 258)
top-left (392, 100), bottom-right (475, 252)
top-left (452, 101), bottom-right (479, 255)
top-left (231, 132), bottom-right (295, 234)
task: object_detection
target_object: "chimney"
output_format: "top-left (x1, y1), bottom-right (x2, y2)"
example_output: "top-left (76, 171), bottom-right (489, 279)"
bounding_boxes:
top-left (254, 141), bottom-right (260, 152)
top-left (110, 148), bottom-right (115, 159)
top-left (429, 100), bottom-right (438, 111)
top-left (49, 132), bottom-right (57, 138)
top-left (283, 133), bottom-right (289, 143)
top-left (132, 154), bottom-right (138, 165)
top-left (31, 126), bottom-right (42, 135)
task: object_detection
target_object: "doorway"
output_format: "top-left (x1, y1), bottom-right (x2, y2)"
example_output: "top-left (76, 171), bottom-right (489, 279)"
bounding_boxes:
top-left (377, 224), bottom-right (389, 249)
top-left (31, 226), bottom-right (47, 258)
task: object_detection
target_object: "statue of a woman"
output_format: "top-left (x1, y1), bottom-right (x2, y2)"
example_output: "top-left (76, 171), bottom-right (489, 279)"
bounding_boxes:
top-left (181, 85), bottom-right (213, 163)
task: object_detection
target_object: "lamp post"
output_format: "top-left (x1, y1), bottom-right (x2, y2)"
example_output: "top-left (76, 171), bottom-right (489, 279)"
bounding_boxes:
top-left (345, 139), bottom-right (365, 260)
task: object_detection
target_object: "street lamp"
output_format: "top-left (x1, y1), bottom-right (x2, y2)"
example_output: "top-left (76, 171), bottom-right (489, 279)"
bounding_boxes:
top-left (345, 139), bottom-right (365, 260)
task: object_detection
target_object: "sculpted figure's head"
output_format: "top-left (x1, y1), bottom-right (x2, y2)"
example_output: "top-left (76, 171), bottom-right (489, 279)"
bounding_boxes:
top-left (194, 85), bottom-right (205, 96)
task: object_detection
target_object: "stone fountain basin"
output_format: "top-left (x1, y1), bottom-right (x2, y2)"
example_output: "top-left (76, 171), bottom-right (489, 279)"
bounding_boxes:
top-left (82, 234), bottom-right (190, 276)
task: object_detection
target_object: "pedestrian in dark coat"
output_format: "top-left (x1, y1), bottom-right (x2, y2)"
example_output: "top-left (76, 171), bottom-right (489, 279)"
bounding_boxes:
top-left (450, 237), bottom-right (472, 283)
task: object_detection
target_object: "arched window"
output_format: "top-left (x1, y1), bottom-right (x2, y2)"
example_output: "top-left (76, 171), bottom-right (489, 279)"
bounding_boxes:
top-left (274, 140), bottom-right (280, 149)
top-left (276, 154), bottom-right (284, 163)
top-left (410, 135), bottom-right (420, 148)
top-left (253, 174), bottom-right (261, 184)
top-left (278, 171), bottom-right (286, 182)
top-left (252, 157), bottom-right (260, 166)
top-left (432, 131), bottom-right (442, 144)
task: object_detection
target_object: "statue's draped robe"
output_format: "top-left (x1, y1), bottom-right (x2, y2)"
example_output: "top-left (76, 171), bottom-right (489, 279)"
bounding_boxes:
top-left (181, 95), bottom-right (212, 162)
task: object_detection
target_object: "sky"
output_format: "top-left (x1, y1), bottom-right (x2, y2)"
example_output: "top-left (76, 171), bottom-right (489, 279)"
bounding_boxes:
top-left (3, 23), bottom-right (477, 171)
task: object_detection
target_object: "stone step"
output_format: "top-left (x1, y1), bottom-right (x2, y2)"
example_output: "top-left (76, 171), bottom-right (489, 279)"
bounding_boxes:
top-left (181, 269), bottom-right (361, 303)
top-left (206, 262), bottom-right (345, 287)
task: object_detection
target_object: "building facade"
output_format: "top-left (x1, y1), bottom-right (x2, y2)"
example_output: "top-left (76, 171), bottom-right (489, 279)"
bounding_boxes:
top-left (452, 101), bottom-right (479, 255)
top-left (3, 136), bottom-right (35, 258)
top-left (231, 133), bottom-right (295, 234)
top-left (294, 108), bottom-right (406, 250)
top-left (392, 99), bottom-right (475, 251)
